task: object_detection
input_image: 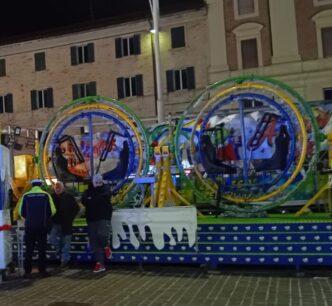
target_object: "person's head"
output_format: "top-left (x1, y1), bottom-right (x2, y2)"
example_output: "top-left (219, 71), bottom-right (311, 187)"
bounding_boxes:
top-left (54, 181), bottom-right (65, 195)
top-left (31, 178), bottom-right (43, 187)
top-left (315, 107), bottom-right (331, 129)
top-left (92, 173), bottom-right (104, 188)
top-left (55, 146), bottom-right (62, 156)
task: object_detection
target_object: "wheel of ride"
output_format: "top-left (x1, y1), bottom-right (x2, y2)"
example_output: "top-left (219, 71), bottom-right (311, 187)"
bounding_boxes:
top-left (174, 76), bottom-right (320, 211)
top-left (38, 96), bottom-right (149, 197)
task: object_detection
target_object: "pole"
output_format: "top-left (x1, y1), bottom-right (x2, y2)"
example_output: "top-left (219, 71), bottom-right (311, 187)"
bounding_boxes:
top-left (150, 0), bottom-right (164, 123)
top-left (88, 115), bottom-right (94, 176)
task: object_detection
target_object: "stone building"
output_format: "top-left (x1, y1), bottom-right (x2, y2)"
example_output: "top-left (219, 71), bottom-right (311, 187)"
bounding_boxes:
top-left (0, 0), bottom-right (331, 153)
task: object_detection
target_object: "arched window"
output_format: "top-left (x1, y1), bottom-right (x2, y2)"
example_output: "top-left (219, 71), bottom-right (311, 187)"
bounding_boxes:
top-left (312, 10), bottom-right (332, 58)
top-left (232, 22), bottom-right (263, 69)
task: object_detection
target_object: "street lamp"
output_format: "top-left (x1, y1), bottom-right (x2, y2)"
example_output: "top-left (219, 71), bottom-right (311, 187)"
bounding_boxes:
top-left (149, 0), bottom-right (165, 123)
top-left (14, 126), bottom-right (21, 136)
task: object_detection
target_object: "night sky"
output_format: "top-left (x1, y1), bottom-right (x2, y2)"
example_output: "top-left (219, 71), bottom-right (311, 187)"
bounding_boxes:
top-left (0, 0), bottom-right (205, 41)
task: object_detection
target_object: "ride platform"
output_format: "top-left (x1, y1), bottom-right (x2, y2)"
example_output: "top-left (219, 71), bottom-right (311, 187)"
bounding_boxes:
top-left (11, 212), bottom-right (332, 269)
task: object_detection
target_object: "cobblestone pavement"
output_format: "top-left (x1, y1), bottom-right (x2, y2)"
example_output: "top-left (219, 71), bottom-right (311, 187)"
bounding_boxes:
top-left (1, 264), bottom-right (332, 306)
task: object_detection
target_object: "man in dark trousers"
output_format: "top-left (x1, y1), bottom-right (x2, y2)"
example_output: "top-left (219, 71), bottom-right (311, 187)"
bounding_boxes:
top-left (49, 181), bottom-right (79, 267)
top-left (18, 179), bottom-right (56, 278)
top-left (82, 174), bottom-right (112, 273)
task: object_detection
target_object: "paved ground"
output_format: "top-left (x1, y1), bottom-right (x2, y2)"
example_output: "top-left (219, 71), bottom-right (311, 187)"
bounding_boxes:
top-left (1, 264), bottom-right (332, 306)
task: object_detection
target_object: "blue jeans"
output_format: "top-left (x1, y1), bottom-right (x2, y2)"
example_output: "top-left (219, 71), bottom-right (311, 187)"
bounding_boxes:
top-left (48, 224), bottom-right (72, 263)
top-left (87, 220), bottom-right (111, 265)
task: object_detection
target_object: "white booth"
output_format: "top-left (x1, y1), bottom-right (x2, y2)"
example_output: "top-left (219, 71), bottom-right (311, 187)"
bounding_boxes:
top-left (0, 145), bottom-right (13, 280)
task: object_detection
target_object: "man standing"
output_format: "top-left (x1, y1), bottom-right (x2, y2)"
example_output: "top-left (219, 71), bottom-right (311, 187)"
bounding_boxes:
top-left (82, 174), bottom-right (112, 273)
top-left (19, 179), bottom-right (56, 278)
top-left (49, 181), bottom-right (79, 267)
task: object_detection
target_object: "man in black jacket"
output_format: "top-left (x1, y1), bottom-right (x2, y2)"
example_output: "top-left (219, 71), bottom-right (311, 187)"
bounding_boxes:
top-left (49, 181), bottom-right (79, 267)
top-left (18, 179), bottom-right (56, 278)
top-left (82, 174), bottom-right (112, 273)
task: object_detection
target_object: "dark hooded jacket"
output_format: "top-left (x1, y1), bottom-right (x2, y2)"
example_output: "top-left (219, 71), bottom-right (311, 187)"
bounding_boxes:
top-left (81, 183), bottom-right (112, 222)
top-left (51, 191), bottom-right (79, 235)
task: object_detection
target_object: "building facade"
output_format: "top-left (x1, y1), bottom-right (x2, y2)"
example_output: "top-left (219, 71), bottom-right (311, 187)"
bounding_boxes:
top-left (0, 0), bottom-right (331, 147)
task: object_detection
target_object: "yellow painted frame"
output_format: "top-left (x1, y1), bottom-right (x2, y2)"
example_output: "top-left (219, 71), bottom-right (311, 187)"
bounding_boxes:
top-left (190, 83), bottom-right (307, 203)
top-left (42, 103), bottom-right (145, 196)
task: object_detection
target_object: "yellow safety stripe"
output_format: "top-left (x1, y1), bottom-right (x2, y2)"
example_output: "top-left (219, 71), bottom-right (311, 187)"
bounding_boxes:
top-left (18, 186), bottom-right (56, 216)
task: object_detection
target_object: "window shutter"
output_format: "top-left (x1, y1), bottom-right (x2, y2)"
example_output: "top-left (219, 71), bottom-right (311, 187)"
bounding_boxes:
top-left (132, 35), bottom-right (141, 55)
top-left (117, 77), bottom-right (125, 99)
top-left (0, 97), bottom-right (3, 113)
top-left (186, 67), bottom-right (196, 90)
top-left (322, 27), bottom-right (332, 58)
top-left (31, 90), bottom-right (38, 110)
top-left (45, 88), bottom-right (54, 108)
top-left (166, 70), bottom-right (175, 92)
top-left (71, 46), bottom-right (78, 65)
top-left (241, 38), bottom-right (258, 69)
top-left (324, 88), bottom-right (332, 100)
top-left (115, 38), bottom-right (122, 58)
top-left (35, 52), bottom-right (46, 71)
top-left (171, 26), bottom-right (185, 48)
top-left (72, 84), bottom-right (80, 100)
top-left (135, 75), bottom-right (144, 96)
top-left (88, 82), bottom-right (97, 96)
top-left (4, 94), bottom-right (13, 113)
top-left (86, 43), bottom-right (95, 63)
top-left (0, 59), bottom-right (6, 77)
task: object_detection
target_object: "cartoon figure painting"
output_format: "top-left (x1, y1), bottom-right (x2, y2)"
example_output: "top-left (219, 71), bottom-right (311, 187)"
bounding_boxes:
top-left (52, 132), bottom-right (130, 182)
top-left (203, 112), bottom-right (291, 173)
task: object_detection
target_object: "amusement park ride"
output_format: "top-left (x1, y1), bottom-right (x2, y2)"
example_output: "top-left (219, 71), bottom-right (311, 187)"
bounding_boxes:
top-left (1, 75), bottom-right (332, 275)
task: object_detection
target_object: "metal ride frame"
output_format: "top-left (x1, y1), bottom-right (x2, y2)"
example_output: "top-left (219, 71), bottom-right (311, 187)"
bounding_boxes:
top-left (174, 76), bottom-right (320, 212)
top-left (191, 83), bottom-right (307, 203)
top-left (35, 77), bottom-right (322, 213)
top-left (38, 97), bottom-right (150, 200)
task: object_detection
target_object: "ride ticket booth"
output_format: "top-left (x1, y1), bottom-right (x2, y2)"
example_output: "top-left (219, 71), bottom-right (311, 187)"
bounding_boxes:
top-left (0, 145), bottom-right (13, 281)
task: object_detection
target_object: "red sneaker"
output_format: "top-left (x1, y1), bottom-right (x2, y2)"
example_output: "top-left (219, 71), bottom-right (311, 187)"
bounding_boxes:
top-left (104, 246), bottom-right (112, 259)
top-left (93, 262), bottom-right (106, 273)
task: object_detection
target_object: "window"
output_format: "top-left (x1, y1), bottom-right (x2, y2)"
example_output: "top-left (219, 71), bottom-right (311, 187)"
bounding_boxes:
top-left (166, 67), bottom-right (195, 92)
top-left (0, 94), bottom-right (13, 113)
top-left (232, 23), bottom-right (263, 69)
top-left (0, 59), bottom-right (6, 77)
top-left (324, 88), bottom-right (332, 100)
top-left (115, 35), bottom-right (141, 58)
top-left (241, 38), bottom-right (259, 69)
top-left (72, 81), bottom-right (97, 99)
top-left (34, 52), bottom-right (46, 71)
top-left (234, 0), bottom-right (258, 20)
top-left (31, 88), bottom-right (54, 110)
top-left (71, 43), bottom-right (95, 65)
top-left (322, 27), bottom-right (332, 58)
top-left (313, 0), bottom-right (332, 6)
top-left (117, 75), bottom-right (143, 99)
top-left (243, 99), bottom-right (263, 108)
top-left (171, 26), bottom-right (185, 48)
top-left (313, 10), bottom-right (332, 58)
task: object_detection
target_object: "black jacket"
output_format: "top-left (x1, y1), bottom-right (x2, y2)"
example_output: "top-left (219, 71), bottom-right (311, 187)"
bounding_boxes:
top-left (19, 186), bottom-right (56, 232)
top-left (81, 184), bottom-right (112, 222)
top-left (51, 191), bottom-right (79, 235)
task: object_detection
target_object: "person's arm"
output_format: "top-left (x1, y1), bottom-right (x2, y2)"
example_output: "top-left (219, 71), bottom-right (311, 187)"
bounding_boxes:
top-left (81, 191), bottom-right (87, 207)
top-left (99, 189), bottom-right (112, 206)
top-left (47, 193), bottom-right (57, 216)
top-left (18, 195), bottom-right (26, 220)
top-left (69, 194), bottom-right (80, 218)
top-left (99, 184), bottom-right (111, 199)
